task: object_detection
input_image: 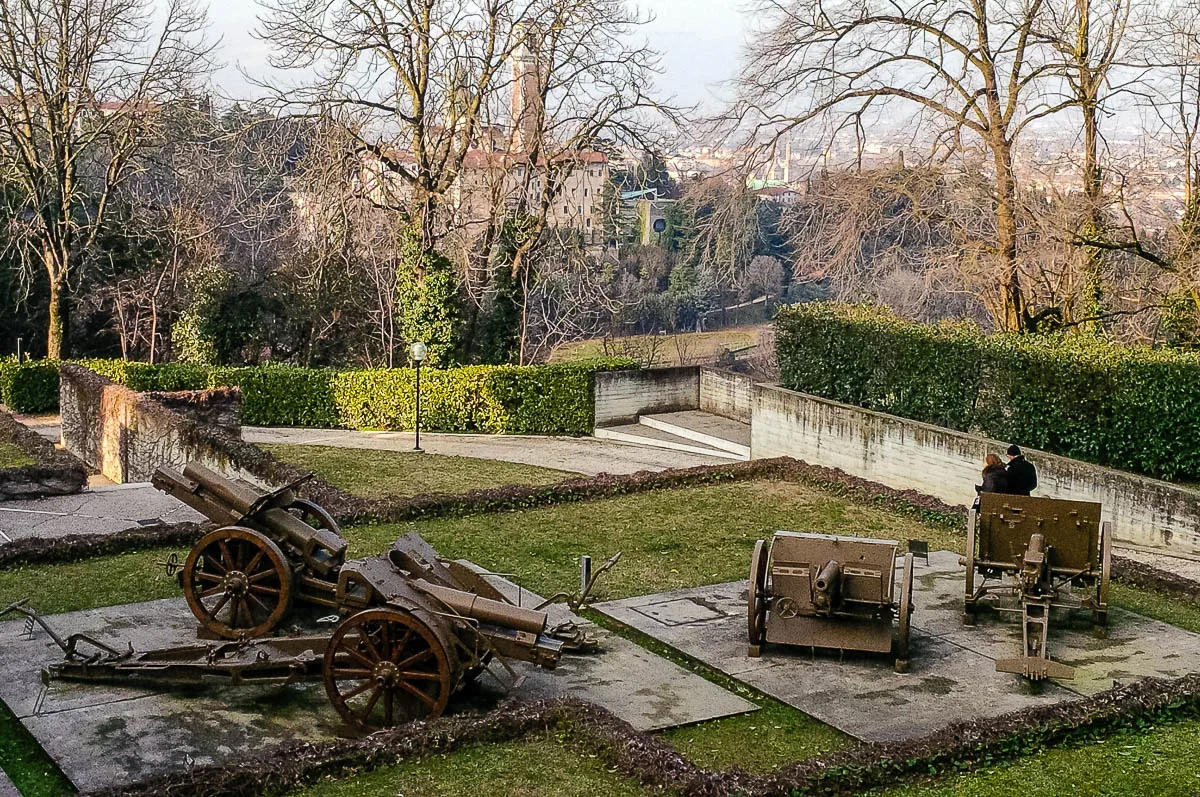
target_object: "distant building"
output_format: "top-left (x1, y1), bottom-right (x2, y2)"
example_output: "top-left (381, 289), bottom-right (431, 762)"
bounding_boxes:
top-left (357, 25), bottom-right (610, 246)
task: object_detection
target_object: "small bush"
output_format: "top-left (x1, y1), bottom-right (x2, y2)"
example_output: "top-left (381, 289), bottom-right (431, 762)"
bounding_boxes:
top-left (775, 301), bottom-right (1200, 480)
top-left (214, 365), bottom-right (339, 427)
top-left (0, 360), bottom-right (61, 413)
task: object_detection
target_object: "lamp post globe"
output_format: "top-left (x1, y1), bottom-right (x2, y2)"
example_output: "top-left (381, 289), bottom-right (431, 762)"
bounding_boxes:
top-left (410, 342), bottom-right (427, 452)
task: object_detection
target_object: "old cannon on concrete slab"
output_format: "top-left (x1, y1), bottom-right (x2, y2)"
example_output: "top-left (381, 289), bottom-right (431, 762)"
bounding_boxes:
top-left (747, 531), bottom-right (914, 672)
top-left (27, 462), bottom-right (587, 731)
top-left (963, 493), bottom-right (1112, 680)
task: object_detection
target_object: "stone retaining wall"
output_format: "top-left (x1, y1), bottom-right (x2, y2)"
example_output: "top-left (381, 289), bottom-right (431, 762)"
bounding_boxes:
top-left (750, 383), bottom-right (1200, 555)
top-left (60, 365), bottom-right (266, 486)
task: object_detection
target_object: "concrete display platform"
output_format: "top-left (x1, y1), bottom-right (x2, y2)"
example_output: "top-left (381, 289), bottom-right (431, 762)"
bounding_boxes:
top-left (0, 484), bottom-right (204, 542)
top-left (595, 550), bottom-right (1200, 742)
top-left (0, 769), bottom-right (18, 797)
top-left (0, 593), bottom-right (754, 792)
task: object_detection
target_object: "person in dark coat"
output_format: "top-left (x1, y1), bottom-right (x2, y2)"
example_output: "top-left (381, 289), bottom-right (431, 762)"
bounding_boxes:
top-left (980, 454), bottom-right (1008, 494)
top-left (973, 453), bottom-right (1008, 510)
top-left (1004, 444), bottom-right (1038, 496)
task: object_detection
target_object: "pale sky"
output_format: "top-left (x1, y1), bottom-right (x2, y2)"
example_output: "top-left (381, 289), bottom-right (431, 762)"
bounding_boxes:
top-left (204, 0), bottom-right (747, 109)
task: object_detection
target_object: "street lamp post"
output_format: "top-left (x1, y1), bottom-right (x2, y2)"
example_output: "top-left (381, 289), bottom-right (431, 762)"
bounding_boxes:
top-left (410, 342), bottom-right (428, 453)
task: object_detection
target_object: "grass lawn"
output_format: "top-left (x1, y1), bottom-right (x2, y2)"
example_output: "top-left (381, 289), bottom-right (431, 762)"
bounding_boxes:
top-left (876, 720), bottom-right (1200, 797)
top-left (261, 444), bottom-right (577, 498)
top-left (0, 441), bottom-right (33, 469)
top-left (293, 734), bottom-right (652, 797)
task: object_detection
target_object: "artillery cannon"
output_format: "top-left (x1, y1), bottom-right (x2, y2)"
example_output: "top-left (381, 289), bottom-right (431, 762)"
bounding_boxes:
top-left (963, 494), bottom-right (1112, 681)
top-left (747, 531), bottom-right (914, 672)
top-left (29, 462), bottom-right (597, 731)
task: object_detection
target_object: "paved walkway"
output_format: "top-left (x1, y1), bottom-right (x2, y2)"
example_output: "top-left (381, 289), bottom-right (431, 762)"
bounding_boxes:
top-left (243, 426), bottom-right (728, 476)
top-left (0, 484), bottom-right (203, 542)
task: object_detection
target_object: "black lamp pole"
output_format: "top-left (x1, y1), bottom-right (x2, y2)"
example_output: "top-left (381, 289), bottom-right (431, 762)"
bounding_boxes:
top-left (410, 341), bottom-right (427, 453)
top-left (413, 359), bottom-right (423, 452)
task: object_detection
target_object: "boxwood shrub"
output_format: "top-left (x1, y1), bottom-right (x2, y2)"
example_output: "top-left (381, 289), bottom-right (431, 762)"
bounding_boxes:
top-left (775, 301), bottom-right (1200, 480)
top-left (0, 359), bottom-right (61, 413)
top-left (0, 357), bottom-right (634, 434)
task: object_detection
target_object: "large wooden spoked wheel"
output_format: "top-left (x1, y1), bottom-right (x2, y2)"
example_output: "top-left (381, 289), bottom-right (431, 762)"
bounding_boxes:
top-left (183, 526), bottom-right (294, 639)
top-left (895, 552), bottom-right (915, 673)
top-left (323, 608), bottom-right (456, 731)
top-left (1095, 520), bottom-right (1113, 632)
top-left (747, 539), bottom-right (769, 654)
top-left (963, 510), bottom-right (978, 624)
top-left (288, 498), bottom-right (341, 534)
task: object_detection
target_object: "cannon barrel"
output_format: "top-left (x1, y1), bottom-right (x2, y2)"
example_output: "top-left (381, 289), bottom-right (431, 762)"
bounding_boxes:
top-left (153, 462), bottom-right (347, 577)
top-left (415, 581), bottom-right (548, 635)
top-left (812, 560), bottom-right (842, 611)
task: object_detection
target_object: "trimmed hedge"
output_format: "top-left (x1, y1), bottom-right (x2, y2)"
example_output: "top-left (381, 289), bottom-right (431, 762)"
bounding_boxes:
top-left (2, 358), bottom-right (634, 435)
top-left (776, 302), bottom-right (1200, 480)
top-left (0, 359), bottom-right (60, 414)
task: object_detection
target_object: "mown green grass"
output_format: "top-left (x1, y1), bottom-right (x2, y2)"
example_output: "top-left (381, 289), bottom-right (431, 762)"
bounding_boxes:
top-left (0, 442), bottom-right (33, 469)
top-left (293, 734), bottom-right (652, 797)
top-left (876, 719), bottom-right (1200, 797)
top-left (0, 699), bottom-right (73, 796)
top-left (261, 444), bottom-right (577, 498)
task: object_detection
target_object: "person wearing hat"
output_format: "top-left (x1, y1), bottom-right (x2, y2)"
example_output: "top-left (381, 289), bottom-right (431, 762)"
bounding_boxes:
top-left (1005, 444), bottom-right (1038, 496)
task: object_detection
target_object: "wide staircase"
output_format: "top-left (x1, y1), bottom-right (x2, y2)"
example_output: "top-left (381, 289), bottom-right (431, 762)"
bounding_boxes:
top-left (594, 410), bottom-right (750, 461)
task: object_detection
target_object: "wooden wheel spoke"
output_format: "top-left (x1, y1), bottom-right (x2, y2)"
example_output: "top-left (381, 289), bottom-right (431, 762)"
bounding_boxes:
top-left (340, 644), bottom-right (377, 670)
top-left (201, 555), bottom-right (227, 575)
top-left (396, 679), bottom-right (438, 707)
top-left (245, 591), bottom-right (272, 615)
top-left (384, 688), bottom-right (394, 726)
top-left (394, 648), bottom-right (432, 671)
top-left (207, 591), bottom-right (231, 619)
top-left (389, 629), bottom-right (414, 661)
top-left (357, 686), bottom-right (384, 722)
top-left (199, 584), bottom-right (226, 599)
top-left (247, 571), bottom-right (280, 585)
top-left (400, 670), bottom-right (444, 682)
top-left (243, 550), bottom-right (266, 575)
top-left (338, 679), bottom-right (375, 701)
top-left (195, 570), bottom-right (223, 583)
top-left (358, 629), bottom-right (384, 663)
top-left (217, 540), bottom-right (236, 570)
top-left (331, 668), bottom-right (372, 679)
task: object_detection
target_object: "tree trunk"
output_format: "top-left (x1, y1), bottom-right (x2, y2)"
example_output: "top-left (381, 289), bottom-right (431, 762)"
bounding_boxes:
top-left (47, 275), bottom-right (68, 359)
top-left (993, 143), bottom-right (1023, 332)
top-left (1076, 0), bottom-right (1104, 331)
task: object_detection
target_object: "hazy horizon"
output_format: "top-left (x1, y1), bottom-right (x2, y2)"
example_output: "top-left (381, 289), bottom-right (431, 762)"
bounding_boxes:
top-left (205, 0), bottom-right (747, 109)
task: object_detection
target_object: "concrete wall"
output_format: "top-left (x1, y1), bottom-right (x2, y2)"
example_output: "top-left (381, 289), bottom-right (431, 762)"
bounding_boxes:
top-left (699, 369), bottom-right (754, 423)
top-left (594, 367), bottom-right (699, 425)
top-left (750, 384), bottom-right (1200, 555)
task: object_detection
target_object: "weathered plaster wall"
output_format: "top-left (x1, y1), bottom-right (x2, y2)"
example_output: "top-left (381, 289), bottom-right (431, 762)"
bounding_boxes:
top-left (750, 384), bottom-right (1200, 555)
top-left (594, 367), bottom-right (700, 425)
top-left (699, 369), bottom-right (754, 423)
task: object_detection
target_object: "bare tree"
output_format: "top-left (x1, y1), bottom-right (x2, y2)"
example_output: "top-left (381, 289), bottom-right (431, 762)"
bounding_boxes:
top-left (0, 0), bottom-right (211, 357)
top-left (728, 0), bottom-right (1079, 330)
top-left (258, 0), bottom-right (521, 242)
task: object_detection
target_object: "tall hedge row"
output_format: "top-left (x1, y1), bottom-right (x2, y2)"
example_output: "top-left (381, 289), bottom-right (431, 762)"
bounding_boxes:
top-left (0, 358), bottom-right (634, 435)
top-left (775, 302), bottom-right (1200, 480)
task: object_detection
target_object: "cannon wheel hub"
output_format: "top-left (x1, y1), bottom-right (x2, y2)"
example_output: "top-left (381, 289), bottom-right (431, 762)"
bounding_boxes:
top-left (323, 607), bottom-right (456, 731)
top-left (183, 526), bottom-right (294, 639)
